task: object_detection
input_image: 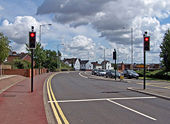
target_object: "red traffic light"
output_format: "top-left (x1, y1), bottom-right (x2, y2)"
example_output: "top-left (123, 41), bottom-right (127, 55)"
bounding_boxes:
top-left (30, 32), bottom-right (35, 37)
top-left (29, 32), bottom-right (36, 49)
top-left (144, 37), bottom-right (149, 42)
top-left (144, 36), bottom-right (150, 51)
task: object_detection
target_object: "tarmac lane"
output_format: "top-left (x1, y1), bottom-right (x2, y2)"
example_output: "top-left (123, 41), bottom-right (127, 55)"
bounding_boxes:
top-left (47, 72), bottom-right (170, 124)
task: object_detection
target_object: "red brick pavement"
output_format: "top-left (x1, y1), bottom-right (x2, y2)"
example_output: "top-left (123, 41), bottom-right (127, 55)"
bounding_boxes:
top-left (0, 76), bottom-right (26, 92)
top-left (0, 73), bottom-right (52, 124)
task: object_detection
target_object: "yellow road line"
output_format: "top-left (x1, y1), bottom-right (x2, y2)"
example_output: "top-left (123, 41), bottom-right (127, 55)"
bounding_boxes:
top-left (47, 73), bottom-right (69, 124)
top-left (47, 75), bottom-right (62, 124)
top-left (49, 74), bottom-right (69, 124)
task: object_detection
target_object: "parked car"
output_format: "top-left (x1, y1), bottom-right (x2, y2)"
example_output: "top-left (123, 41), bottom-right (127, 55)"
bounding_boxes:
top-left (123, 69), bottom-right (139, 79)
top-left (96, 69), bottom-right (107, 76)
top-left (106, 70), bottom-right (120, 78)
top-left (92, 69), bottom-right (98, 75)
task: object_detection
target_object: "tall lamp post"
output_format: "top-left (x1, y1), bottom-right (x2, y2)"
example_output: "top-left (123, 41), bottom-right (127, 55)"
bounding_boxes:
top-left (57, 44), bottom-right (64, 69)
top-left (39, 23), bottom-right (52, 73)
top-left (123, 27), bottom-right (133, 69)
top-left (39, 23), bottom-right (52, 42)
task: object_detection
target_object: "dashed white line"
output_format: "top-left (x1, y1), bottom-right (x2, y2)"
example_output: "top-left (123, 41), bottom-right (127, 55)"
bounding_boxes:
top-left (79, 72), bottom-right (88, 79)
top-left (107, 99), bottom-right (157, 121)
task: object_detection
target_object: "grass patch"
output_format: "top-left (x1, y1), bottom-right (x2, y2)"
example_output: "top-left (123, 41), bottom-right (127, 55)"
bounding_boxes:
top-left (139, 76), bottom-right (170, 82)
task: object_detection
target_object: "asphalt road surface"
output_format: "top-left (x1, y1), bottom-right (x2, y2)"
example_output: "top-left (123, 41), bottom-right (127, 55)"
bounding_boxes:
top-left (50, 72), bottom-right (170, 124)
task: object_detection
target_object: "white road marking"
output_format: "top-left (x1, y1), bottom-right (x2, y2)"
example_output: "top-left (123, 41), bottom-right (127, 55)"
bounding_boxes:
top-left (84, 71), bottom-right (89, 74)
top-left (79, 72), bottom-right (88, 79)
top-left (48, 96), bottom-right (156, 103)
top-left (107, 99), bottom-right (157, 121)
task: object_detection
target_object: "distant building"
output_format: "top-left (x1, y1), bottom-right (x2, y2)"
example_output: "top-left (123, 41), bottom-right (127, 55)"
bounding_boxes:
top-left (63, 58), bottom-right (80, 70)
top-left (91, 61), bottom-right (102, 69)
top-left (101, 60), bottom-right (113, 70)
top-left (80, 60), bottom-right (89, 70)
top-left (64, 58), bottom-right (90, 70)
top-left (7, 52), bottom-right (35, 66)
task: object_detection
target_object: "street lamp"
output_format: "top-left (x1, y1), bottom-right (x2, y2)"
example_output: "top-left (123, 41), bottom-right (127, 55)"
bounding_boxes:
top-left (39, 23), bottom-right (52, 42)
top-left (123, 27), bottom-right (134, 69)
top-left (57, 44), bottom-right (64, 69)
top-left (38, 24), bottom-right (52, 74)
top-left (103, 48), bottom-right (110, 70)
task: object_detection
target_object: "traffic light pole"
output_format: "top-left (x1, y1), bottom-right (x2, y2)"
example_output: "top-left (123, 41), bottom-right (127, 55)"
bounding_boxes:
top-left (143, 31), bottom-right (149, 90)
top-left (144, 50), bottom-right (146, 89)
top-left (115, 58), bottom-right (116, 80)
top-left (113, 49), bottom-right (117, 80)
top-left (31, 49), bottom-right (34, 92)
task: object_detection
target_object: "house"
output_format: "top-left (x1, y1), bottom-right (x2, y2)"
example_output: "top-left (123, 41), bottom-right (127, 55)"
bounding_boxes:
top-left (63, 58), bottom-right (81, 70)
top-left (80, 60), bottom-right (89, 70)
top-left (64, 58), bottom-right (91, 70)
top-left (86, 61), bottom-right (93, 70)
top-left (91, 61), bottom-right (102, 69)
top-left (101, 60), bottom-right (113, 70)
top-left (7, 52), bottom-right (35, 66)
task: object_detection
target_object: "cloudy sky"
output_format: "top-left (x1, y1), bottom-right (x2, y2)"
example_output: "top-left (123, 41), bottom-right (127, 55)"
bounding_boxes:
top-left (0, 0), bottom-right (170, 64)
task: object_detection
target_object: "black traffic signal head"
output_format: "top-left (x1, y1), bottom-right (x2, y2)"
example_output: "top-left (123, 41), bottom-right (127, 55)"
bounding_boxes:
top-left (144, 36), bottom-right (150, 51)
top-left (29, 32), bottom-right (36, 49)
top-left (113, 51), bottom-right (116, 60)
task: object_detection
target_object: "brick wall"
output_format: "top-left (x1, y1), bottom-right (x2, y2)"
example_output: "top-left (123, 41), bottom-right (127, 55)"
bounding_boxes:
top-left (1, 65), bottom-right (12, 69)
top-left (3, 68), bottom-right (47, 77)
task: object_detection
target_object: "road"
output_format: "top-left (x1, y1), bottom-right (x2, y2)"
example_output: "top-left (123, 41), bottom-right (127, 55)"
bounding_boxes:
top-left (48, 72), bottom-right (170, 124)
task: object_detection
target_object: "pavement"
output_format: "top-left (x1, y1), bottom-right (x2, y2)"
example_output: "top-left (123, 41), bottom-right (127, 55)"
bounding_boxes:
top-left (81, 71), bottom-right (170, 101)
top-left (0, 73), bottom-right (52, 124)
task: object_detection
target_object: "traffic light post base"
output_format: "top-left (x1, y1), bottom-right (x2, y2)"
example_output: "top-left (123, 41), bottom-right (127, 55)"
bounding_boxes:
top-left (144, 50), bottom-right (146, 90)
top-left (31, 49), bottom-right (34, 92)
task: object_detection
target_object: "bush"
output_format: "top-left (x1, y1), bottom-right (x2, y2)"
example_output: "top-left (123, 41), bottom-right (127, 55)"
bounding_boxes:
top-left (136, 69), bottom-right (170, 80)
top-left (13, 59), bottom-right (30, 69)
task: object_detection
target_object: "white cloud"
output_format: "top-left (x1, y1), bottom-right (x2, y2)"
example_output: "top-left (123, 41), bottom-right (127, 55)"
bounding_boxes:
top-left (37, 0), bottom-right (170, 44)
top-left (62, 35), bottom-right (96, 60)
top-left (0, 16), bottom-right (42, 52)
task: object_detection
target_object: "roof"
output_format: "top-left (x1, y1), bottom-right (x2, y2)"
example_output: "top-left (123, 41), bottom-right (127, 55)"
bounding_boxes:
top-left (91, 61), bottom-right (101, 66)
top-left (8, 53), bottom-right (29, 60)
top-left (80, 60), bottom-right (89, 64)
top-left (63, 58), bottom-right (78, 65)
top-left (101, 60), bottom-right (110, 65)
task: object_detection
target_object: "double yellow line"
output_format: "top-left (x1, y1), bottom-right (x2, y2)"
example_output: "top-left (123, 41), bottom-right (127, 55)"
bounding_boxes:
top-left (47, 73), bottom-right (69, 124)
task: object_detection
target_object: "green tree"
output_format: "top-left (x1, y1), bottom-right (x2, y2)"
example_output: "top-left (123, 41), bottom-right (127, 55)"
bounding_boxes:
top-left (160, 29), bottom-right (170, 72)
top-left (13, 59), bottom-right (31, 69)
top-left (26, 42), bottom-right (46, 72)
top-left (0, 33), bottom-right (10, 75)
top-left (43, 50), bottom-right (58, 71)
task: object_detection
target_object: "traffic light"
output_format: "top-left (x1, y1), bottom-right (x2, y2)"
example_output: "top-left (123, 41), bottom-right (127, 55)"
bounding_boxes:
top-left (113, 51), bottom-right (116, 60)
top-left (29, 32), bottom-right (36, 49)
top-left (144, 36), bottom-right (150, 51)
